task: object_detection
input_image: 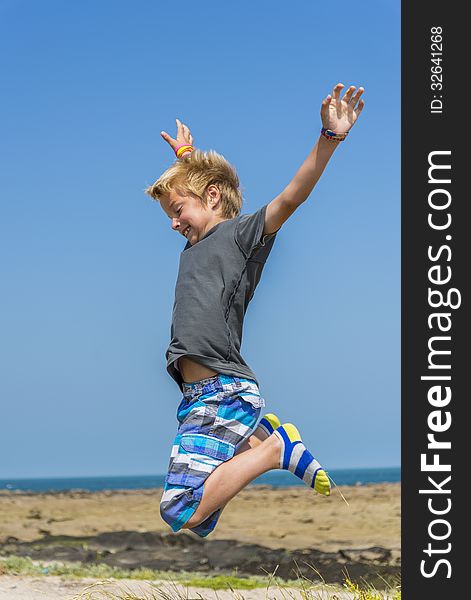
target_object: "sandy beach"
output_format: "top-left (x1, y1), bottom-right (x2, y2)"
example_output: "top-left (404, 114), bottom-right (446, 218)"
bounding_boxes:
top-left (0, 483), bottom-right (400, 598)
top-left (0, 483), bottom-right (400, 552)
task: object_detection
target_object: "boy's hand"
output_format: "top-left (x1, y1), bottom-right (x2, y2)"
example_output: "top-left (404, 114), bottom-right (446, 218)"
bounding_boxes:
top-left (160, 119), bottom-right (194, 157)
top-left (320, 83), bottom-right (365, 135)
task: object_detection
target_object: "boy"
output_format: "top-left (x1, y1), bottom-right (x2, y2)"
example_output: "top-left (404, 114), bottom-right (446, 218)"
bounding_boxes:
top-left (146, 83), bottom-right (365, 537)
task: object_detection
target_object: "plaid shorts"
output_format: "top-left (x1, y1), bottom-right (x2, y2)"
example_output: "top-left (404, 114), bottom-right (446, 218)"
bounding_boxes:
top-left (160, 374), bottom-right (264, 537)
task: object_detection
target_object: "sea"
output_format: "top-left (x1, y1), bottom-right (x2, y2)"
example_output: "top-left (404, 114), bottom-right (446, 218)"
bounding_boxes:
top-left (0, 467), bottom-right (400, 493)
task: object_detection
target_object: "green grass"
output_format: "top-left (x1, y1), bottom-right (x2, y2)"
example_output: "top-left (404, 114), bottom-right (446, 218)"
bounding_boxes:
top-left (0, 556), bottom-right (401, 599)
top-left (180, 574), bottom-right (267, 590)
top-left (0, 556), bottom-right (268, 588)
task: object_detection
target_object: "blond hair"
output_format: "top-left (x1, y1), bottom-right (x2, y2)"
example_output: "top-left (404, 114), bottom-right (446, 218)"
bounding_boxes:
top-left (145, 149), bottom-right (243, 218)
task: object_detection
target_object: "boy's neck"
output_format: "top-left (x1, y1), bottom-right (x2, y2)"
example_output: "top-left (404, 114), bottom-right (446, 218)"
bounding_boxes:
top-left (202, 215), bottom-right (228, 238)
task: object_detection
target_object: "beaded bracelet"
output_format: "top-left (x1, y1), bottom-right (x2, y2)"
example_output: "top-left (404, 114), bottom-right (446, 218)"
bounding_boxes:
top-left (175, 144), bottom-right (194, 158)
top-left (321, 128), bottom-right (348, 142)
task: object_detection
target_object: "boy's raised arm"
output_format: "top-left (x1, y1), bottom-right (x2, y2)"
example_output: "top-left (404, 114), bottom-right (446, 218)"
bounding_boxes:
top-left (264, 83), bottom-right (365, 235)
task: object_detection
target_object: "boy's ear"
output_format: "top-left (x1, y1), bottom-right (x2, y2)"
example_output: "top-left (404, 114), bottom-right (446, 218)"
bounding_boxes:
top-left (206, 185), bottom-right (221, 208)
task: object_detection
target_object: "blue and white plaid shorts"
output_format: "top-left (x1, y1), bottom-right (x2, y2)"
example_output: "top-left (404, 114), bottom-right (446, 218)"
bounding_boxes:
top-left (160, 374), bottom-right (264, 537)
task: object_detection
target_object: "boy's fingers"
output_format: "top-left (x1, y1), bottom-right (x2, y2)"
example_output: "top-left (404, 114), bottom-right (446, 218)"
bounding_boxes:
top-left (320, 95), bottom-right (331, 119)
top-left (354, 98), bottom-right (365, 116)
top-left (161, 131), bottom-right (176, 146)
top-left (176, 118), bottom-right (183, 136)
top-left (332, 83), bottom-right (344, 118)
top-left (342, 85), bottom-right (356, 103)
top-left (351, 87), bottom-right (365, 108)
top-left (332, 83), bottom-right (344, 101)
top-left (182, 123), bottom-right (191, 140)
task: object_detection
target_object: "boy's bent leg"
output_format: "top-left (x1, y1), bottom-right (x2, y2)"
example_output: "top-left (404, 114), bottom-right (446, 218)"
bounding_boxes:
top-left (183, 433), bottom-right (281, 529)
top-left (185, 421), bottom-right (331, 531)
top-left (187, 415), bottom-right (282, 536)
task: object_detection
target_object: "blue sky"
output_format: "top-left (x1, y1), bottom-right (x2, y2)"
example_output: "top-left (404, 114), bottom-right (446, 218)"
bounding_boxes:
top-left (0, 0), bottom-right (400, 478)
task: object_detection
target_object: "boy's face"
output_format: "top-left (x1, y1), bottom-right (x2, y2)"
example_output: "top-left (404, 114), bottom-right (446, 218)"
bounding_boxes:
top-left (160, 188), bottom-right (221, 246)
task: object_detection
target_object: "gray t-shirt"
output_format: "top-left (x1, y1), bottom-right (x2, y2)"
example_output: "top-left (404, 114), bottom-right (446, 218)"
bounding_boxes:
top-left (166, 203), bottom-right (277, 390)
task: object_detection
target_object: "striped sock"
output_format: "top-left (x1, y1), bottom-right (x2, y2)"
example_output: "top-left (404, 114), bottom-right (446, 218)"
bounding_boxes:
top-left (274, 424), bottom-right (331, 496)
top-left (258, 413), bottom-right (281, 437)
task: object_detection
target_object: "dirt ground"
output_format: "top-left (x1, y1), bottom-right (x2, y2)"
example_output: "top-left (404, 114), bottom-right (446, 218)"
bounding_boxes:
top-left (0, 483), bottom-right (400, 553)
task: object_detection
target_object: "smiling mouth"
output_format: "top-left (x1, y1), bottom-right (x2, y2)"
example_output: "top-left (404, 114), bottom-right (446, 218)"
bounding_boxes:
top-left (182, 226), bottom-right (191, 238)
